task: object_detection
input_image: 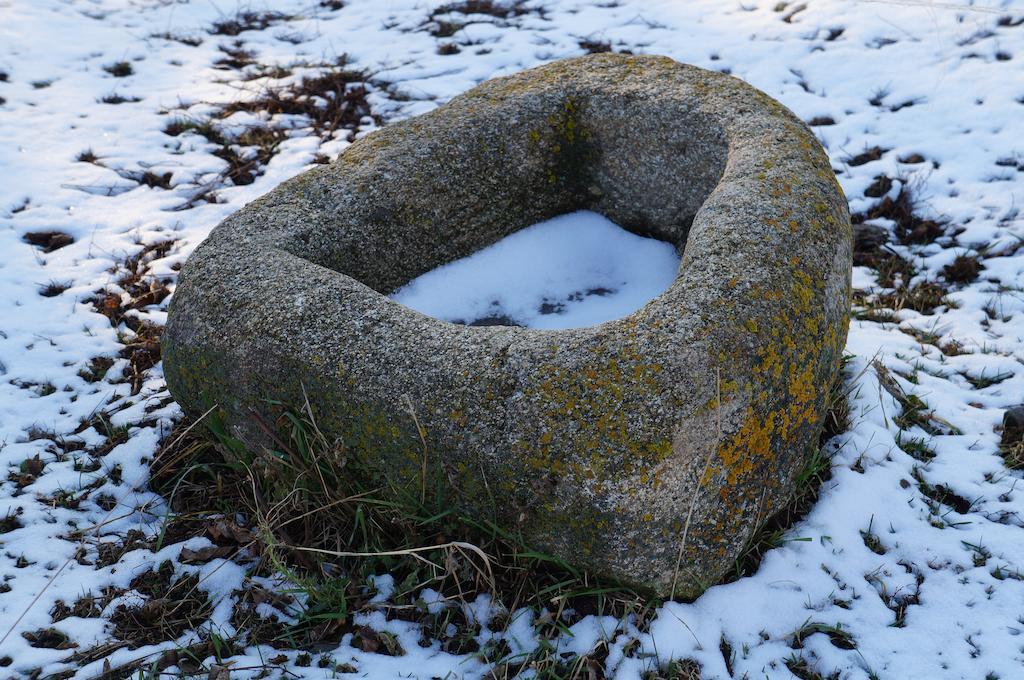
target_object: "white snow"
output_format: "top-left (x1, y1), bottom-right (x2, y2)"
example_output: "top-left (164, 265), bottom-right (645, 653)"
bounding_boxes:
top-left (390, 211), bottom-right (680, 329)
top-left (0, 0), bottom-right (1023, 678)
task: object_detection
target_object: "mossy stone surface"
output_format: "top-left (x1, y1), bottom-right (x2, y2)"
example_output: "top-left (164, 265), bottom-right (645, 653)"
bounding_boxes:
top-left (163, 53), bottom-right (852, 597)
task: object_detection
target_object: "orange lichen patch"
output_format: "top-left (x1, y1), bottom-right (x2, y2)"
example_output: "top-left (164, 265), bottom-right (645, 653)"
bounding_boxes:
top-left (776, 363), bottom-right (818, 441)
top-left (709, 410), bottom-right (776, 486)
top-left (705, 234), bottom-right (838, 510)
top-left (518, 331), bottom-right (674, 495)
top-left (792, 270), bottom-right (814, 311)
top-left (759, 343), bottom-right (784, 381)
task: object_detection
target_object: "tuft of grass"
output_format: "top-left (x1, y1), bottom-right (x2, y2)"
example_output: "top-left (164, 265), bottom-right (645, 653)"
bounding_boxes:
top-left (51, 592), bottom-right (116, 622)
top-left (423, 1), bottom-right (534, 39)
top-left (943, 253), bottom-right (983, 284)
top-left (433, 0), bottom-right (531, 18)
top-left (213, 42), bottom-right (257, 70)
top-left (109, 561), bottom-right (213, 649)
top-left (219, 66), bottom-right (376, 140)
top-left (963, 369), bottom-right (1012, 389)
top-left (785, 654), bottom-right (840, 680)
top-left (38, 280), bottom-right (72, 297)
top-left (86, 240), bottom-right (173, 394)
top-left (874, 362), bottom-right (962, 436)
top-left (847, 145), bottom-right (887, 166)
top-left (642, 659), bottom-right (702, 680)
top-left (1000, 409), bottom-right (1024, 470)
top-left (22, 628), bottom-right (76, 650)
top-left (163, 117), bottom-right (225, 142)
top-left (152, 403), bottom-right (655, 654)
top-left (0, 511), bottom-right (22, 534)
top-left (790, 620), bottom-right (857, 650)
top-left (579, 38), bottom-right (613, 54)
top-left (864, 174), bottom-right (893, 198)
top-left (99, 93), bottom-right (142, 105)
top-left (896, 433), bottom-right (936, 462)
top-left (163, 65), bottom-right (374, 207)
top-left (76, 149), bottom-right (99, 163)
top-left (819, 357), bottom-right (853, 444)
top-left (852, 183), bottom-right (948, 245)
top-left (150, 31), bottom-right (203, 47)
top-left (1002, 440), bottom-right (1024, 470)
top-left (210, 11), bottom-right (291, 36)
top-left (860, 516), bottom-right (886, 555)
top-left (212, 126), bottom-right (289, 186)
top-left (110, 169), bottom-right (174, 189)
top-left (899, 280), bottom-right (956, 314)
top-left (912, 467), bottom-right (975, 516)
top-left (855, 276), bottom-right (956, 318)
top-left (103, 61), bottom-right (134, 77)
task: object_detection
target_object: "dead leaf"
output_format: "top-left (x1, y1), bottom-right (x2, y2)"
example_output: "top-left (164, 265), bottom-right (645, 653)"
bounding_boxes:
top-left (179, 545), bottom-right (234, 564)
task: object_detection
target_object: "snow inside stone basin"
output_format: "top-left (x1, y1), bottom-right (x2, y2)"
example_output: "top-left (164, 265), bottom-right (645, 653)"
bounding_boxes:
top-left (389, 210), bottom-right (680, 329)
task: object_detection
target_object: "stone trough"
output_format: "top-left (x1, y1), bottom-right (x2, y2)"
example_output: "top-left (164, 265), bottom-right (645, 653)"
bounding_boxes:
top-left (163, 53), bottom-right (851, 597)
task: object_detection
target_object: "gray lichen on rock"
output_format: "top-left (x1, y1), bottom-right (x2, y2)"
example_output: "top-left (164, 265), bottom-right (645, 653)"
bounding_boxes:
top-left (163, 53), bottom-right (852, 597)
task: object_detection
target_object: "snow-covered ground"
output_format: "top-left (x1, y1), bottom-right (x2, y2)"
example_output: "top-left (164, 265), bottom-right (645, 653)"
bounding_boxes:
top-left (391, 211), bottom-right (680, 329)
top-left (1, 0), bottom-right (1023, 678)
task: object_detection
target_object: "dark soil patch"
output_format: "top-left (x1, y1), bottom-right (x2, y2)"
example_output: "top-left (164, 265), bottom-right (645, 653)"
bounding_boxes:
top-left (23, 231), bottom-right (74, 252)
top-left (913, 469), bottom-right (974, 515)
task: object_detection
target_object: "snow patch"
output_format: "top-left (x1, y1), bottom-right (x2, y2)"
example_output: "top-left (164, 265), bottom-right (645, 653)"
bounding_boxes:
top-left (390, 210), bottom-right (680, 329)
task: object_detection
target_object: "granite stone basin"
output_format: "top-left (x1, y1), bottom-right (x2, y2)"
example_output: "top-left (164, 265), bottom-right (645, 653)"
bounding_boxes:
top-left (163, 53), bottom-right (852, 597)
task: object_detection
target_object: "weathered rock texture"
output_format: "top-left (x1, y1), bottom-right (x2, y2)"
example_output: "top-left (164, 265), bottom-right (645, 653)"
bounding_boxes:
top-left (163, 54), bottom-right (852, 597)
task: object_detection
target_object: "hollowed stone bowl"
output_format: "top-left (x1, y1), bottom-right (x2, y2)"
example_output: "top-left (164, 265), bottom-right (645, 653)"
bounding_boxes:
top-left (163, 53), bottom-right (851, 597)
